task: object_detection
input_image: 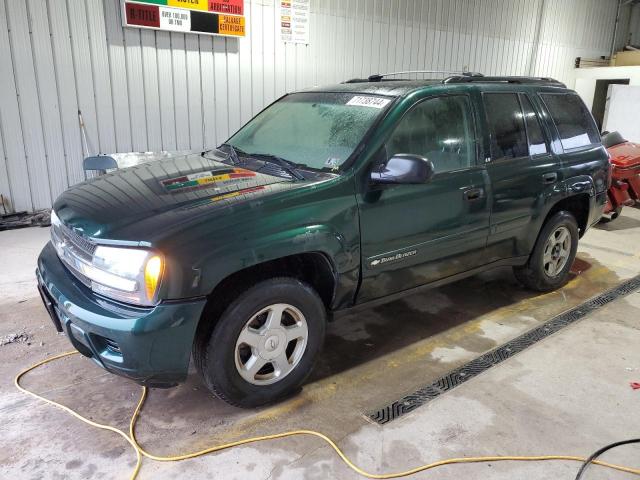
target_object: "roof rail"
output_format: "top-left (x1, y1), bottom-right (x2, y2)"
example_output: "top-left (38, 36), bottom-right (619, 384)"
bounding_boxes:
top-left (443, 75), bottom-right (566, 87)
top-left (343, 70), bottom-right (483, 83)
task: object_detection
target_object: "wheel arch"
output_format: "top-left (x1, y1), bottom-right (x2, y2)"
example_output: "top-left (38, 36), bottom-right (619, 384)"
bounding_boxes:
top-left (193, 251), bottom-right (338, 353)
top-left (544, 192), bottom-right (591, 237)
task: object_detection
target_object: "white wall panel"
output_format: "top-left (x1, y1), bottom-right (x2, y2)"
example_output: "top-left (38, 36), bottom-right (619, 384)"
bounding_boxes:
top-left (156, 31), bottom-right (177, 150)
top-left (0, 0), bottom-right (625, 211)
top-left (185, 33), bottom-right (203, 149)
top-left (66, 0), bottom-right (100, 158)
top-left (86, 0), bottom-right (116, 153)
top-left (212, 35), bottom-right (228, 145)
top-left (6, 0), bottom-right (52, 210)
top-left (142, 29), bottom-right (163, 150)
top-left (104, 0), bottom-right (133, 152)
top-left (200, 34), bottom-right (217, 148)
top-left (123, 28), bottom-right (146, 151)
top-left (48, 0), bottom-right (85, 186)
top-left (29, 0), bottom-right (68, 200)
top-left (171, 32), bottom-right (190, 150)
top-left (0, 0), bottom-right (29, 212)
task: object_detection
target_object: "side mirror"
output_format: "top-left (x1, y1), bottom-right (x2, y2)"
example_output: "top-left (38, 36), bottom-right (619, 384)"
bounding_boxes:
top-left (370, 154), bottom-right (435, 184)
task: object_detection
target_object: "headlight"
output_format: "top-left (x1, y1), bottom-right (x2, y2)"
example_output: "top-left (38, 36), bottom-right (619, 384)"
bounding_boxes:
top-left (50, 209), bottom-right (164, 306)
top-left (88, 246), bottom-right (164, 306)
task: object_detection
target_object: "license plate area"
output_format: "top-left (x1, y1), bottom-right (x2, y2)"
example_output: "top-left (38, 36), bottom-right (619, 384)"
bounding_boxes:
top-left (37, 280), bottom-right (63, 333)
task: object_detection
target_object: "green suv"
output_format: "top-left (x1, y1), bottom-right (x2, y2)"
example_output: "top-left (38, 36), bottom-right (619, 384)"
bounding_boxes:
top-left (37, 74), bottom-right (609, 407)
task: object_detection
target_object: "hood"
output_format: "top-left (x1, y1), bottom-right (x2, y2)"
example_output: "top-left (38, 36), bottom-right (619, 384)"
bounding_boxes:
top-left (53, 153), bottom-right (327, 243)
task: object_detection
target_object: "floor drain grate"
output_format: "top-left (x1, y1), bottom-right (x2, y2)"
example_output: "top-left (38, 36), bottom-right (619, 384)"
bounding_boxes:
top-left (366, 274), bottom-right (640, 425)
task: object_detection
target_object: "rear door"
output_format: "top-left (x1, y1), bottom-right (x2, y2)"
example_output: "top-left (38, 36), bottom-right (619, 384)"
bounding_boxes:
top-left (538, 92), bottom-right (609, 224)
top-left (356, 92), bottom-right (491, 302)
top-left (481, 90), bottom-right (561, 262)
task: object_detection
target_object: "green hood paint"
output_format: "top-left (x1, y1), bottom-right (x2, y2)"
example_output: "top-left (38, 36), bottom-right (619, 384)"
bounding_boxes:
top-left (53, 152), bottom-right (361, 304)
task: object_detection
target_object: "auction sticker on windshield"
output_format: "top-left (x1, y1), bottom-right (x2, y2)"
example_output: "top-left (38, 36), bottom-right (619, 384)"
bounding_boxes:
top-left (346, 96), bottom-right (391, 108)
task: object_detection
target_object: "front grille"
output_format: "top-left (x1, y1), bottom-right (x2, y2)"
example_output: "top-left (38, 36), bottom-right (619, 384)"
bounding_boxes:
top-left (51, 220), bottom-right (96, 287)
top-left (53, 221), bottom-right (96, 258)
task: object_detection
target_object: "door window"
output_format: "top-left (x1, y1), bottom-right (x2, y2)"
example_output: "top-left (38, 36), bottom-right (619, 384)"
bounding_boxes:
top-left (386, 95), bottom-right (475, 174)
top-left (540, 93), bottom-right (600, 150)
top-left (520, 94), bottom-right (548, 155)
top-left (483, 93), bottom-right (528, 161)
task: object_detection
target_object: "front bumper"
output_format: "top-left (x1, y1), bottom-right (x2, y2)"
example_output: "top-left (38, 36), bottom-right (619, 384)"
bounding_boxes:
top-left (37, 242), bottom-right (207, 387)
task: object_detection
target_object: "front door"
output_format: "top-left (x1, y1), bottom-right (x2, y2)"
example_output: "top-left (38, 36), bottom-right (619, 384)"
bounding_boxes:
top-left (356, 93), bottom-right (491, 303)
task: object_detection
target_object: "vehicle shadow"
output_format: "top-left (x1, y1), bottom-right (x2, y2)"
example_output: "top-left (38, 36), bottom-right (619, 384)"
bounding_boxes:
top-left (309, 258), bottom-right (597, 383)
top-left (595, 214), bottom-right (640, 231)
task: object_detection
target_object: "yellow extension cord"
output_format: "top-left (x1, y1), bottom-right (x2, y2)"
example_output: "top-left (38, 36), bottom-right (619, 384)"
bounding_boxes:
top-left (14, 351), bottom-right (640, 480)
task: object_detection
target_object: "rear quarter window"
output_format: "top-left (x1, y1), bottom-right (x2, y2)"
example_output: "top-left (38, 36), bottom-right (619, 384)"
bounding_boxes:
top-left (540, 93), bottom-right (600, 150)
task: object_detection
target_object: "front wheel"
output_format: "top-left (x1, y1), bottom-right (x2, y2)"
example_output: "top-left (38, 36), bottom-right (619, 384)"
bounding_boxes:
top-left (513, 211), bottom-right (579, 292)
top-left (193, 277), bottom-right (326, 408)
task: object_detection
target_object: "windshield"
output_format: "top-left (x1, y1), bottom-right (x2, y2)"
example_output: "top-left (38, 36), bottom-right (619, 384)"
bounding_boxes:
top-left (226, 92), bottom-right (392, 171)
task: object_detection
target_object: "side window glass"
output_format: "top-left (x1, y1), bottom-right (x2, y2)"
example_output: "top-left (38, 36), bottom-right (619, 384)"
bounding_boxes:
top-left (386, 95), bottom-right (475, 174)
top-left (483, 93), bottom-right (528, 161)
top-left (540, 93), bottom-right (600, 150)
top-left (520, 94), bottom-right (548, 155)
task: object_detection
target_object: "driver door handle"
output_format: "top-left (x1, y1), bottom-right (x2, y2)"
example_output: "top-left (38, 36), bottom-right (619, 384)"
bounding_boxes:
top-left (542, 172), bottom-right (558, 184)
top-left (463, 187), bottom-right (484, 201)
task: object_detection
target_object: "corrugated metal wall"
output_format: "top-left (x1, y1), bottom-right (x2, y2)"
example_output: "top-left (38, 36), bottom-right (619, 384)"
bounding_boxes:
top-left (0, 0), bottom-right (624, 212)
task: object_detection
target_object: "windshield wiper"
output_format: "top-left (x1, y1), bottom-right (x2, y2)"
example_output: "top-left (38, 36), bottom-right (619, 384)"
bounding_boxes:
top-left (212, 143), bottom-right (245, 165)
top-left (248, 153), bottom-right (306, 180)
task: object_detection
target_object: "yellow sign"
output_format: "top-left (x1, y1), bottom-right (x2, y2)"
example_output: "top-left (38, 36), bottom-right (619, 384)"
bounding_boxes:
top-left (167, 0), bottom-right (207, 11)
top-left (218, 14), bottom-right (245, 36)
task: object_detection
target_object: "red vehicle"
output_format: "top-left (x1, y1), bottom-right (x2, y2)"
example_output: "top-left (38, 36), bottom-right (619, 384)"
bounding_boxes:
top-left (602, 131), bottom-right (640, 220)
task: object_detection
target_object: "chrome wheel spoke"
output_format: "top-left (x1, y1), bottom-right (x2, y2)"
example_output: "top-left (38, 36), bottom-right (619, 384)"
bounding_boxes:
top-left (239, 354), bottom-right (267, 381)
top-left (273, 351), bottom-right (292, 376)
top-left (546, 260), bottom-right (555, 276)
top-left (554, 257), bottom-right (563, 273)
top-left (237, 328), bottom-right (261, 348)
top-left (285, 321), bottom-right (308, 343)
top-left (264, 304), bottom-right (286, 329)
top-left (557, 229), bottom-right (568, 245)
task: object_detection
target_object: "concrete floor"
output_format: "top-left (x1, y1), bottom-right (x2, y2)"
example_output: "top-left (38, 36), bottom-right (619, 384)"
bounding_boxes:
top-left (1, 207), bottom-right (639, 479)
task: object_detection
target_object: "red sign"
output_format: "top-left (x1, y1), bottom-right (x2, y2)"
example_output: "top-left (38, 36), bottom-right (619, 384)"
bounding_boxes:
top-left (125, 3), bottom-right (160, 28)
top-left (208, 0), bottom-right (243, 15)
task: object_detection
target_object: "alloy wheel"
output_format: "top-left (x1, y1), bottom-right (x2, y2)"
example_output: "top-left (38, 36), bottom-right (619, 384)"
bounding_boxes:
top-left (543, 226), bottom-right (572, 277)
top-left (234, 303), bottom-right (308, 386)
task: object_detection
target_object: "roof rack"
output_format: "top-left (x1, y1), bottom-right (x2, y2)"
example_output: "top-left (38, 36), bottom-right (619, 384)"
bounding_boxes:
top-left (443, 75), bottom-right (566, 87)
top-left (343, 70), bottom-right (483, 83)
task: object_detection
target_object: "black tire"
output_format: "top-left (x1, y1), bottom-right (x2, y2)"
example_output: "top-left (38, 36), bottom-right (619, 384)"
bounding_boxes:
top-left (513, 211), bottom-right (579, 292)
top-left (193, 277), bottom-right (326, 408)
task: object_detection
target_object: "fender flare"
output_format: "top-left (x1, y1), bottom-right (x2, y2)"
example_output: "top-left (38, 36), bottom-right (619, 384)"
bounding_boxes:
top-left (196, 224), bottom-right (352, 298)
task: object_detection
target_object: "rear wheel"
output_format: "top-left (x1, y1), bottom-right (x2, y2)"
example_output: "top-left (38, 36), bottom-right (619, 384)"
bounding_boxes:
top-left (513, 211), bottom-right (579, 292)
top-left (193, 277), bottom-right (326, 408)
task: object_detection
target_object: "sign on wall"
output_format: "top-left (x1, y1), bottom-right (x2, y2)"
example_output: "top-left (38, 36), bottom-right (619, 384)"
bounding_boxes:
top-left (121, 0), bottom-right (245, 37)
top-left (280, 0), bottom-right (309, 44)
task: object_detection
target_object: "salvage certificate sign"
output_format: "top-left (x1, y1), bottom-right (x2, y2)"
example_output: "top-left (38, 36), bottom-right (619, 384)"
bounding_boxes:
top-left (121, 0), bottom-right (245, 38)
